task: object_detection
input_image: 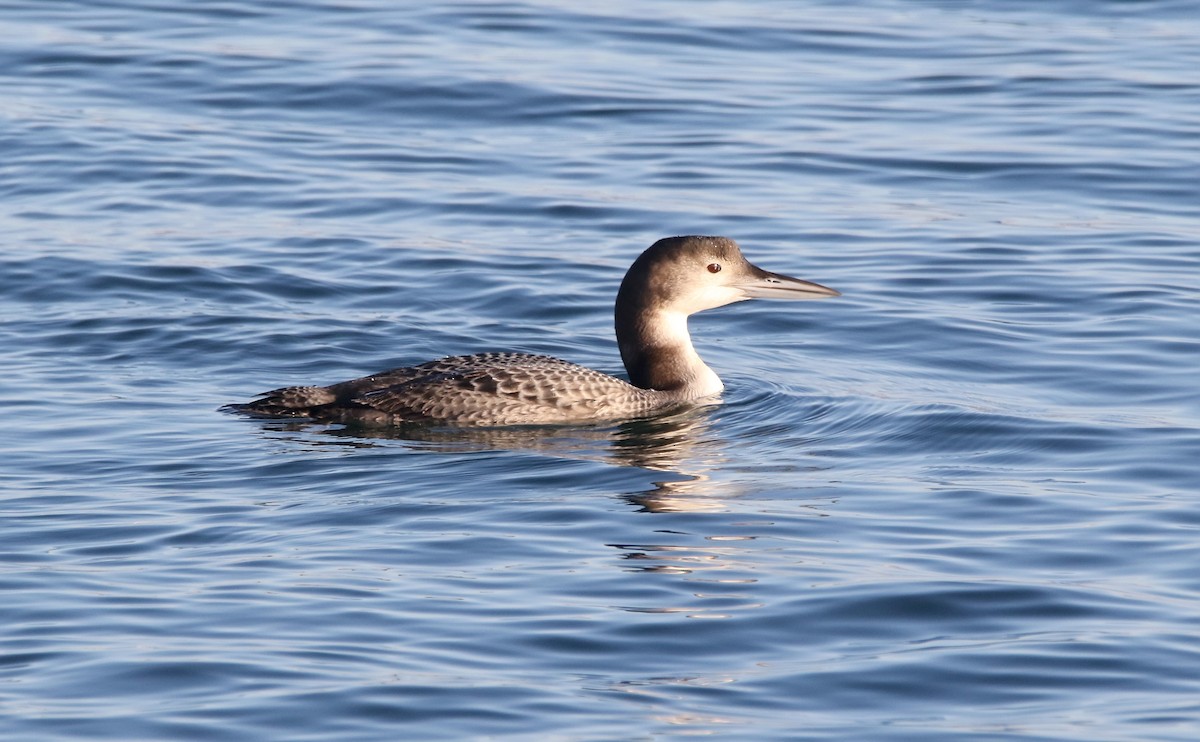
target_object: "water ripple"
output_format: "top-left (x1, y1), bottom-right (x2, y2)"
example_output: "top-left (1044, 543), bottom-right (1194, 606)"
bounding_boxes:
top-left (3, 1), bottom-right (1200, 740)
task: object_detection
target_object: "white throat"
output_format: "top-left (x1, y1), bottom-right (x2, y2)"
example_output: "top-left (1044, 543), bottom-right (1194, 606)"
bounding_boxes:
top-left (642, 310), bottom-right (724, 398)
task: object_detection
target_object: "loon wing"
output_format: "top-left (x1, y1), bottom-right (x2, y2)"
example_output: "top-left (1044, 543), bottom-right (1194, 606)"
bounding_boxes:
top-left (355, 354), bottom-right (652, 425)
top-left (233, 352), bottom-right (657, 425)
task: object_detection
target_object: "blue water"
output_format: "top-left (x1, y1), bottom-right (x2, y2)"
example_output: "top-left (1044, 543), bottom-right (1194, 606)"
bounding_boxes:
top-left (3, 1), bottom-right (1199, 739)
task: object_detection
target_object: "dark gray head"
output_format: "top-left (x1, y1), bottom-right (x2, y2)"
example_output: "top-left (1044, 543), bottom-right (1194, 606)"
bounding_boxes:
top-left (616, 235), bottom-right (838, 318)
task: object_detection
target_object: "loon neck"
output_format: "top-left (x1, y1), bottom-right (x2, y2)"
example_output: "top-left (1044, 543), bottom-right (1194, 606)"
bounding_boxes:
top-left (615, 305), bottom-right (724, 398)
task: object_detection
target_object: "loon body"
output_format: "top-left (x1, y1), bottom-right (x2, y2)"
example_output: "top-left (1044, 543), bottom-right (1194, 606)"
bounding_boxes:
top-left (230, 236), bottom-right (838, 426)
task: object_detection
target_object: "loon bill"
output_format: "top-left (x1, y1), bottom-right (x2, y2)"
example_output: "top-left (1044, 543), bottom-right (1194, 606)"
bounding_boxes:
top-left (226, 235), bottom-right (839, 426)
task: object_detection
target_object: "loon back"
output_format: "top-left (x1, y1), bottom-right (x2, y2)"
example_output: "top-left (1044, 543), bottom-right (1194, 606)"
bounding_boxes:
top-left (231, 352), bottom-right (684, 426)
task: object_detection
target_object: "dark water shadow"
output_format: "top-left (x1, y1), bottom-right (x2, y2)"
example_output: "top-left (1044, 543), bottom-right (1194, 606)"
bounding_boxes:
top-left (234, 404), bottom-right (735, 512)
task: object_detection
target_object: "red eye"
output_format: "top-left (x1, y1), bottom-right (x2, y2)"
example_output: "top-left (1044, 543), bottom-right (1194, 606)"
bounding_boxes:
top-left (707, 263), bottom-right (721, 273)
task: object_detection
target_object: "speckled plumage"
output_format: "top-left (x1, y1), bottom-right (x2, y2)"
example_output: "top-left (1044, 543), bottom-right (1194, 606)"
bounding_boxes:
top-left (233, 352), bottom-right (681, 426)
top-left (228, 236), bottom-right (838, 427)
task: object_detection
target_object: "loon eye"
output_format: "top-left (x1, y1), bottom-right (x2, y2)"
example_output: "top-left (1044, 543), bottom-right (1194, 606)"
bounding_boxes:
top-left (707, 263), bottom-right (722, 274)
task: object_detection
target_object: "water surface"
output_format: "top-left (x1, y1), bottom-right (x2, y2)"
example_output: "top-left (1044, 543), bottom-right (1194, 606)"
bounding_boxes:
top-left (2, 1), bottom-right (1199, 740)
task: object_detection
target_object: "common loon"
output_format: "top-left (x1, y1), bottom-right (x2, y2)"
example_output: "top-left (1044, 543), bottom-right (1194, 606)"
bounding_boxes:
top-left (228, 236), bottom-right (838, 426)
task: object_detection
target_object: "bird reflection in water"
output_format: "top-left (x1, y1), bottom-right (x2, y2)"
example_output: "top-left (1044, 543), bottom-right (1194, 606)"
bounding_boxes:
top-left (243, 404), bottom-right (835, 626)
top-left (245, 403), bottom-right (733, 512)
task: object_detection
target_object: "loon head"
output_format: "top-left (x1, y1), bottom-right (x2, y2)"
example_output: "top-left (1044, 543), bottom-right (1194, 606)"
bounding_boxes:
top-left (615, 235), bottom-right (839, 393)
top-left (616, 235), bottom-right (839, 318)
